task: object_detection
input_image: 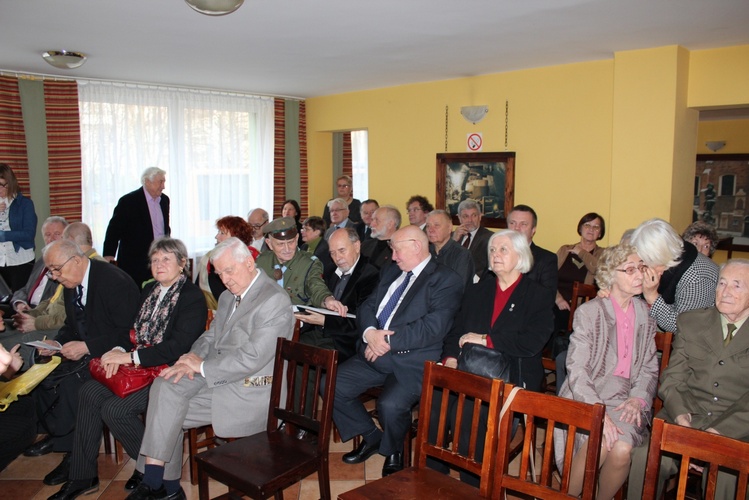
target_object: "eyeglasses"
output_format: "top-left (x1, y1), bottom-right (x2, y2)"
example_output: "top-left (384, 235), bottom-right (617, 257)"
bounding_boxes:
top-left (329, 208), bottom-right (346, 213)
top-left (46, 256), bottom-right (76, 278)
top-left (582, 222), bottom-right (601, 231)
top-left (616, 264), bottom-right (647, 275)
top-left (337, 184), bottom-right (351, 188)
top-left (250, 220), bottom-right (268, 229)
top-left (407, 207), bottom-right (423, 213)
top-left (388, 238), bottom-right (417, 249)
top-left (0, 182), bottom-right (7, 188)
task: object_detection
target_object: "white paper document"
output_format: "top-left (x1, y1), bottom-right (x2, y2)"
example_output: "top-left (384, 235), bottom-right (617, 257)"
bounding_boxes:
top-left (24, 340), bottom-right (62, 351)
top-left (297, 305), bottom-right (356, 319)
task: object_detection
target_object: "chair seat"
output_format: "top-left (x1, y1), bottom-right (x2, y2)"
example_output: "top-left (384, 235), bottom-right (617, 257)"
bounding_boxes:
top-left (339, 467), bottom-right (480, 499)
top-left (196, 430), bottom-right (320, 497)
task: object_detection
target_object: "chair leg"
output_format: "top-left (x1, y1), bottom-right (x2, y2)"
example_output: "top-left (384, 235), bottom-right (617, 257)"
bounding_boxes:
top-left (115, 438), bottom-right (124, 464)
top-left (319, 456), bottom-right (332, 500)
top-left (197, 461), bottom-right (210, 500)
top-left (102, 425), bottom-right (113, 455)
top-left (188, 428), bottom-right (199, 486)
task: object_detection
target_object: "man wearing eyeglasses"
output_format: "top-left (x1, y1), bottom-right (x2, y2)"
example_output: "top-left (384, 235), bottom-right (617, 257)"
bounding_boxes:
top-left (361, 206), bottom-right (401, 270)
top-left (324, 198), bottom-right (354, 240)
top-left (322, 175), bottom-right (362, 225)
top-left (246, 208), bottom-right (269, 253)
top-left (406, 195), bottom-right (433, 230)
top-left (333, 225), bottom-right (463, 477)
top-left (27, 239), bottom-right (139, 484)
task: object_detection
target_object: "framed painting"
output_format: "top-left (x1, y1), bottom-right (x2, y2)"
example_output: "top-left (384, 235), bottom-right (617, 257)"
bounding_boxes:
top-left (436, 152), bottom-right (515, 228)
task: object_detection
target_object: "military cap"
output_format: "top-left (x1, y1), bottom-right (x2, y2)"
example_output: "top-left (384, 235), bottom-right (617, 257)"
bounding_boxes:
top-left (263, 217), bottom-right (298, 240)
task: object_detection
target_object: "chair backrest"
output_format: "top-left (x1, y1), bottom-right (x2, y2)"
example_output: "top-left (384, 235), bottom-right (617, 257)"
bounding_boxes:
top-left (415, 361), bottom-right (504, 497)
top-left (643, 418), bottom-right (749, 500)
top-left (493, 389), bottom-right (605, 500)
top-left (267, 338), bottom-right (338, 453)
top-left (567, 281), bottom-right (598, 331)
top-left (652, 331), bottom-right (673, 415)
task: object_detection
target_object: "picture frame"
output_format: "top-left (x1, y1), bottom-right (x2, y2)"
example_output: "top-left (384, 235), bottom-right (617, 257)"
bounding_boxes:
top-left (436, 152), bottom-right (515, 228)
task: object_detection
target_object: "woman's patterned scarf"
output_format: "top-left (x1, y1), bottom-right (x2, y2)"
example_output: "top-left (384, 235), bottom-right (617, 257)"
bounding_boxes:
top-left (133, 273), bottom-right (187, 347)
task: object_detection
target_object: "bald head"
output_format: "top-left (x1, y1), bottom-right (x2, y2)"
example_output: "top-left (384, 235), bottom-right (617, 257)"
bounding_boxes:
top-left (390, 225), bottom-right (429, 272)
top-left (63, 222), bottom-right (94, 251)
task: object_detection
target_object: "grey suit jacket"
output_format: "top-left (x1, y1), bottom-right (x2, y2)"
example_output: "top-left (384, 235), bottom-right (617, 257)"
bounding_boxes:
top-left (559, 297), bottom-right (659, 408)
top-left (189, 269), bottom-right (294, 437)
top-left (659, 307), bottom-right (749, 441)
top-left (11, 258), bottom-right (58, 308)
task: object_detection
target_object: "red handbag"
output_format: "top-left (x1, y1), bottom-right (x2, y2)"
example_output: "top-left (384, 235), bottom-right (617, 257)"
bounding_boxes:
top-left (89, 329), bottom-right (168, 398)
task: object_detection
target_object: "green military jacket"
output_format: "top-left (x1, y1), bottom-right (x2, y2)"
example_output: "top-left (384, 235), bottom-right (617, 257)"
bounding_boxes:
top-left (255, 249), bottom-right (332, 307)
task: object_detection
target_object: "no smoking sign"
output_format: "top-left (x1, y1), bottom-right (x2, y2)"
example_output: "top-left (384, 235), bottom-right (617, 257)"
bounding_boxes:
top-left (467, 133), bottom-right (483, 151)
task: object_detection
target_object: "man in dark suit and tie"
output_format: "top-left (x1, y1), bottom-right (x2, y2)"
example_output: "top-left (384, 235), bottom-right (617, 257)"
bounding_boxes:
top-left (507, 204), bottom-right (558, 298)
top-left (360, 205), bottom-right (401, 271)
top-left (294, 227), bottom-right (379, 362)
top-left (103, 167), bottom-right (170, 286)
top-left (452, 199), bottom-right (493, 281)
top-left (31, 239), bottom-right (140, 485)
top-left (333, 225), bottom-right (464, 477)
top-left (356, 199), bottom-right (379, 242)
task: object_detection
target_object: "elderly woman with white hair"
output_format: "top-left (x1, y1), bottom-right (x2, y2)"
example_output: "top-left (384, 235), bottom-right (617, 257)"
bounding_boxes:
top-left (630, 218), bottom-right (719, 333)
top-left (556, 244), bottom-right (659, 500)
top-left (428, 229), bottom-right (554, 486)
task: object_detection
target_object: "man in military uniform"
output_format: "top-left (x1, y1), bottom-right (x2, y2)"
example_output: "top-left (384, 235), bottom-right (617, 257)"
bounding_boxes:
top-left (255, 217), bottom-right (347, 345)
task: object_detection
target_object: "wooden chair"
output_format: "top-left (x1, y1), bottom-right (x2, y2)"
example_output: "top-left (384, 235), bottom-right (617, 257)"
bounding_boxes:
top-left (652, 331), bottom-right (673, 415)
top-left (643, 418), bottom-right (749, 500)
top-left (195, 338), bottom-right (338, 500)
top-left (492, 389), bottom-right (606, 499)
top-left (184, 319), bottom-right (300, 485)
top-left (340, 361), bottom-right (505, 499)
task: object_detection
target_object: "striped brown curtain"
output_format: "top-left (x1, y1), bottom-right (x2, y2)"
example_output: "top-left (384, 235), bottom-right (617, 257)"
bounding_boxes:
top-left (44, 80), bottom-right (82, 221)
top-left (298, 101), bottom-right (308, 218)
top-left (0, 76), bottom-right (31, 193)
top-left (342, 131), bottom-right (352, 179)
top-left (273, 99), bottom-right (286, 218)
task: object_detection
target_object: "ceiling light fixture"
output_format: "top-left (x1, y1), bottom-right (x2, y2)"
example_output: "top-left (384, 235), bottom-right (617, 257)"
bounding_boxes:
top-left (184, 0), bottom-right (244, 16)
top-left (42, 50), bottom-right (87, 69)
top-left (461, 106), bottom-right (489, 124)
top-left (705, 141), bottom-right (726, 152)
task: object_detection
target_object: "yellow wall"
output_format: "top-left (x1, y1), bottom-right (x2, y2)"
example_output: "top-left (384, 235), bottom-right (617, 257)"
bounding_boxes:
top-left (697, 119), bottom-right (749, 154)
top-left (306, 44), bottom-right (749, 252)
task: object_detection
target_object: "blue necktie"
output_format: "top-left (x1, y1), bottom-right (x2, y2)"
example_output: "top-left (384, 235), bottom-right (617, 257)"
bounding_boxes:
top-left (377, 271), bottom-right (413, 329)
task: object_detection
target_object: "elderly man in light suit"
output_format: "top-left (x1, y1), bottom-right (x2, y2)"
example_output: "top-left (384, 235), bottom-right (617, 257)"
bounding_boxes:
top-left (628, 259), bottom-right (749, 499)
top-left (128, 237), bottom-right (294, 500)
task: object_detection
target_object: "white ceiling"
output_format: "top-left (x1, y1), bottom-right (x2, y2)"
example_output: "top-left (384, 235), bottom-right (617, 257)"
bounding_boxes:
top-left (1, 0), bottom-right (749, 99)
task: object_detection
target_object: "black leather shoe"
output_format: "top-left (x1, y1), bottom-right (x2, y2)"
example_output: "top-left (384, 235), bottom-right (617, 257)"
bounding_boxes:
top-left (165, 488), bottom-right (187, 500)
top-left (47, 478), bottom-right (99, 500)
top-left (43, 453), bottom-right (71, 486)
top-left (126, 483), bottom-right (167, 500)
top-left (382, 452), bottom-right (404, 477)
top-left (124, 470), bottom-right (143, 491)
top-left (342, 439), bottom-right (381, 464)
top-left (24, 436), bottom-right (53, 457)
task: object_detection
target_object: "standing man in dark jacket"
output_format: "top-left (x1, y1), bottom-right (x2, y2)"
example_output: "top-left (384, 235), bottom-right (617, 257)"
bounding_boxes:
top-left (103, 167), bottom-right (169, 286)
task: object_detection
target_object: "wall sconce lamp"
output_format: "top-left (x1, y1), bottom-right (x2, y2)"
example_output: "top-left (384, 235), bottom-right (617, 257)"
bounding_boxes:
top-left (42, 50), bottom-right (87, 69)
top-left (460, 106), bottom-right (489, 124)
top-left (705, 141), bottom-right (726, 152)
top-left (185, 0), bottom-right (244, 15)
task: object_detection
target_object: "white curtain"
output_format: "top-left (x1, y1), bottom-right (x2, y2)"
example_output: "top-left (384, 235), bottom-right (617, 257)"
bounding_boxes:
top-left (351, 130), bottom-right (369, 200)
top-left (78, 81), bottom-right (274, 258)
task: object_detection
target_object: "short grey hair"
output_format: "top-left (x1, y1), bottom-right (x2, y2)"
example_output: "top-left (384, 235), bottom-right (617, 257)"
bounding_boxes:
top-left (63, 222), bottom-right (93, 246)
top-left (595, 244), bottom-right (638, 291)
top-left (247, 207), bottom-right (269, 222)
top-left (719, 258), bottom-right (749, 274)
top-left (211, 237), bottom-right (251, 265)
top-left (42, 216), bottom-right (68, 231)
top-left (427, 209), bottom-right (451, 222)
top-left (378, 205), bottom-right (402, 230)
top-left (458, 199), bottom-right (480, 214)
top-left (488, 229), bottom-right (533, 274)
top-left (141, 167), bottom-right (166, 185)
top-left (337, 227), bottom-right (360, 243)
top-left (42, 239), bottom-right (85, 260)
top-left (148, 237), bottom-right (189, 269)
top-left (327, 198), bottom-right (349, 211)
top-left (630, 218), bottom-right (683, 269)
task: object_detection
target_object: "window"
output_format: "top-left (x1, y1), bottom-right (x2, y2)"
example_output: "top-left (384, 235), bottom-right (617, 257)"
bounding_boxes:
top-left (78, 81), bottom-right (274, 256)
top-left (351, 130), bottom-right (369, 200)
top-left (720, 174), bottom-right (736, 196)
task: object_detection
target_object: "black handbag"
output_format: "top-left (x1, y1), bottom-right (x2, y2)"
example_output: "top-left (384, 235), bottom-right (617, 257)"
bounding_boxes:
top-left (457, 342), bottom-right (512, 381)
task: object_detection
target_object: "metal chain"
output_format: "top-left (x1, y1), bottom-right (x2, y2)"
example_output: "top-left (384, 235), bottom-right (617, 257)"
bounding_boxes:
top-left (505, 100), bottom-right (509, 151)
top-left (445, 105), bottom-right (449, 152)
